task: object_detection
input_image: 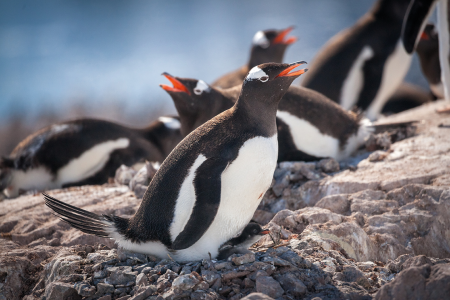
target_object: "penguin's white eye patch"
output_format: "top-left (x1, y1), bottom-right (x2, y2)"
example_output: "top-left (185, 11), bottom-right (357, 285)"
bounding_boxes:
top-left (193, 80), bottom-right (211, 95)
top-left (252, 31), bottom-right (269, 49)
top-left (246, 66), bottom-right (269, 82)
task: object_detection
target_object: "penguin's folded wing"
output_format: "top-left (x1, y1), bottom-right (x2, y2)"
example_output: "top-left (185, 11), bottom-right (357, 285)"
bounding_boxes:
top-left (171, 157), bottom-right (228, 250)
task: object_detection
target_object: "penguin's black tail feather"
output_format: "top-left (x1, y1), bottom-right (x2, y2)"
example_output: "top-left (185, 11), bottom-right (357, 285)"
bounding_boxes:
top-left (369, 120), bottom-right (418, 134)
top-left (43, 193), bottom-right (114, 238)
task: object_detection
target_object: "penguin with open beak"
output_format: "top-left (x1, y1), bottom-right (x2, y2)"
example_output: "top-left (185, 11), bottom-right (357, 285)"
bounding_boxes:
top-left (44, 62), bottom-right (306, 262)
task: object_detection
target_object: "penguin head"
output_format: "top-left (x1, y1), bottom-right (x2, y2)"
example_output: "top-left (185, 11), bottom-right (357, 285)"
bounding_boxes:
top-left (241, 61), bottom-right (308, 104)
top-left (224, 222), bottom-right (270, 249)
top-left (417, 24), bottom-right (439, 55)
top-left (240, 223), bottom-right (270, 240)
top-left (161, 74), bottom-right (234, 135)
top-left (249, 27), bottom-right (297, 68)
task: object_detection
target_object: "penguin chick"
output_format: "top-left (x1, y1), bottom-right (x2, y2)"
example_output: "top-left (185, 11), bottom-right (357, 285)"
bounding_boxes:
top-left (1, 117), bottom-right (182, 198)
top-left (212, 27), bottom-right (297, 89)
top-left (44, 62), bottom-right (307, 262)
top-left (217, 223), bottom-right (269, 260)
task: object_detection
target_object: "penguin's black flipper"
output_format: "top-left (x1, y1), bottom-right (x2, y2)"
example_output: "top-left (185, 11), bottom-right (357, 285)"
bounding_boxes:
top-left (171, 157), bottom-right (228, 250)
top-left (402, 0), bottom-right (435, 53)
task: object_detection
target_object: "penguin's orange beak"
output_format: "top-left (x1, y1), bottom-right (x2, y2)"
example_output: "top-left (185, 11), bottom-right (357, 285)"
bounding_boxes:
top-left (260, 229), bottom-right (270, 235)
top-left (275, 61), bottom-right (308, 78)
top-left (420, 31), bottom-right (430, 40)
top-left (273, 26), bottom-right (297, 45)
top-left (160, 73), bottom-right (191, 95)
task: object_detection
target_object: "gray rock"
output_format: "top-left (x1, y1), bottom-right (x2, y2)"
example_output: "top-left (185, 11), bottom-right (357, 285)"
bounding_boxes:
top-left (241, 292), bottom-right (275, 300)
top-left (275, 273), bottom-right (306, 297)
top-left (171, 274), bottom-right (199, 290)
top-left (133, 184), bottom-right (148, 199)
top-left (255, 276), bottom-right (284, 298)
top-left (221, 270), bottom-right (251, 281)
top-left (130, 285), bottom-right (157, 300)
top-left (232, 253), bottom-right (255, 265)
top-left (136, 273), bottom-right (149, 286)
top-left (318, 158), bottom-right (340, 173)
top-left (115, 165), bottom-right (136, 185)
top-left (74, 281), bottom-right (96, 297)
top-left (106, 266), bottom-right (137, 285)
top-left (95, 283), bottom-right (115, 296)
top-left (44, 282), bottom-right (81, 300)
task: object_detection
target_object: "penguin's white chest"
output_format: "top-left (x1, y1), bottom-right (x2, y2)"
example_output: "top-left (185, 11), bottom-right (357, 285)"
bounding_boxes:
top-left (173, 134), bottom-right (278, 261)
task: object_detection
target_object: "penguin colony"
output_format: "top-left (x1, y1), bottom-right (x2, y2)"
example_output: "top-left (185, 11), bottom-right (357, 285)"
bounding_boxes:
top-left (1, 0), bottom-right (448, 261)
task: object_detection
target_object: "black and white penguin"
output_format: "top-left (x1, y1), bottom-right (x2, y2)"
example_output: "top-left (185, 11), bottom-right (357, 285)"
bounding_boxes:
top-left (44, 62), bottom-right (306, 261)
top-left (160, 73), bottom-right (386, 162)
top-left (402, 0), bottom-right (450, 100)
top-left (212, 27), bottom-right (297, 89)
top-left (301, 0), bottom-right (414, 120)
top-left (416, 24), bottom-right (444, 99)
top-left (217, 223), bottom-right (269, 260)
top-left (0, 117), bottom-right (182, 198)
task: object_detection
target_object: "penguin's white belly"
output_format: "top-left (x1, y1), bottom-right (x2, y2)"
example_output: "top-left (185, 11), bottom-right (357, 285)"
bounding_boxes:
top-left (276, 111), bottom-right (340, 159)
top-left (173, 134), bottom-right (278, 261)
top-left (366, 40), bottom-right (412, 120)
top-left (56, 138), bottom-right (130, 185)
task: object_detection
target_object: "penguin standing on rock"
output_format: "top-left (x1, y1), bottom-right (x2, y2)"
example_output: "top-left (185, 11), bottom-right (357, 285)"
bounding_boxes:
top-left (160, 73), bottom-right (385, 162)
top-left (0, 117), bottom-right (182, 198)
top-left (301, 0), bottom-right (413, 120)
top-left (212, 27), bottom-right (297, 89)
top-left (44, 62), bottom-right (307, 262)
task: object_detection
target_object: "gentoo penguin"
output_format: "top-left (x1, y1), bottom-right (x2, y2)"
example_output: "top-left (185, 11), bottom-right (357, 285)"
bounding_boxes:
top-left (44, 62), bottom-right (306, 262)
top-left (160, 73), bottom-right (384, 162)
top-left (301, 0), bottom-right (413, 120)
top-left (212, 27), bottom-right (297, 89)
top-left (416, 24), bottom-right (445, 98)
top-left (0, 117), bottom-right (182, 198)
top-left (402, 0), bottom-right (450, 100)
top-left (216, 223), bottom-right (269, 260)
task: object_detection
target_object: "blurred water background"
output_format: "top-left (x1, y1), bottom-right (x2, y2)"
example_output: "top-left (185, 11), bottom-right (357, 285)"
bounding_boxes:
top-left (0, 0), bottom-right (433, 155)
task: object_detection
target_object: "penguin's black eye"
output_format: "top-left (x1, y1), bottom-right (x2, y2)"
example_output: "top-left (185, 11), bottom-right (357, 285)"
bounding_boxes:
top-left (259, 75), bottom-right (269, 82)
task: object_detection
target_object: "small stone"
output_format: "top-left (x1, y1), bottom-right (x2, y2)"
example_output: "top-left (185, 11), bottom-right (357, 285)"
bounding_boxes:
top-left (96, 283), bottom-right (115, 296)
top-left (243, 278), bottom-right (255, 289)
top-left (318, 158), bottom-right (340, 173)
top-left (232, 253), bottom-right (255, 266)
top-left (195, 281), bottom-right (209, 290)
top-left (115, 165), bottom-right (137, 185)
top-left (130, 285), bottom-right (157, 300)
top-left (74, 281), bottom-right (96, 297)
top-left (368, 150), bottom-right (389, 162)
top-left (44, 282), bottom-right (81, 300)
top-left (171, 274), bottom-right (200, 290)
top-left (275, 273), bottom-right (306, 297)
top-left (133, 184), bottom-right (147, 199)
top-left (98, 296), bottom-right (112, 300)
top-left (255, 276), bottom-right (284, 299)
top-left (136, 273), bottom-right (149, 286)
top-left (221, 270), bottom-right (251, 281)
top-left (241, 293), bottom-right (275, 300)
top-left (214, 262), bottom-right (232, 270)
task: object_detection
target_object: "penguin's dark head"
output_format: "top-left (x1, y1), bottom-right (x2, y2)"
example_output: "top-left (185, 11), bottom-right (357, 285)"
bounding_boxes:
top-left (241, 61), bottom-right (308, 105)
top-left (417, 24), bottom-right (439, 54)
top-left (161, 73), bottom-right (235, 135)
top-left (241, 223), bottom-right (270, 239)
top-left (249, 27), bottom-right (297, 68)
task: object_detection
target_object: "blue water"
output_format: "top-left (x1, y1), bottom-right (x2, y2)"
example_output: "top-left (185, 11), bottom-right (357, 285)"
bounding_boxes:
top-left (0, 0), bottom-right (429, 123)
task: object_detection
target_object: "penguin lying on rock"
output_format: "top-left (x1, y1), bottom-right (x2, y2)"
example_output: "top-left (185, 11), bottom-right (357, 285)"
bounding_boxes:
top-left (0, 117), bottom-right (182, 198)
top-left (44, 62), bottom-right (306, 262)
top-left (161, 73), bottom-right (415, 162)
top-left (212, 27), bottom-right (297, 89)
top-left (217, 223), bottom-right (269, 260)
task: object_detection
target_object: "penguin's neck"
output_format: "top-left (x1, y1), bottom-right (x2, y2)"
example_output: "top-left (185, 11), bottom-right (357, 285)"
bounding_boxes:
top-left (371, 0), bottom-right (410, 21)
top-left (234, 92), bottom-right (279, 137)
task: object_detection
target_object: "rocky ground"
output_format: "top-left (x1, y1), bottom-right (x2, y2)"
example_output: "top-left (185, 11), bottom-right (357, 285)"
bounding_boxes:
top-left (1, 100), bottom-right (450, 300)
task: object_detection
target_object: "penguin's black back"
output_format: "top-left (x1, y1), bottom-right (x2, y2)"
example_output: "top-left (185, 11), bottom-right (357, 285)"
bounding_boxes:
top-left (8, 118), bottom-right (165, 183)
